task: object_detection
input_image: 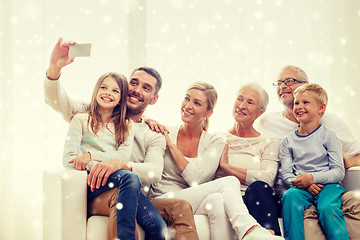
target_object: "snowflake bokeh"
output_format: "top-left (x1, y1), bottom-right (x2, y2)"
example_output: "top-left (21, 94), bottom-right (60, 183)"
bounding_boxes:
top-left (1, 1), bottom-right (360, 239)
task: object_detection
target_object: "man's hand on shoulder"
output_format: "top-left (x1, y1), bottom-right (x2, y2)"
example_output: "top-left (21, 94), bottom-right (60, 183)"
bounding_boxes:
top-left (144, 117), bottom-right (169, 134)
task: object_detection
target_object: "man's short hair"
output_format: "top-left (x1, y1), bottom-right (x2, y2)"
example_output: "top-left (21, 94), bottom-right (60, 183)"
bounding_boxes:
top-left (280, 65), bottom-right (309, 83)
top-left (131, 67), bottom-right (162, 95)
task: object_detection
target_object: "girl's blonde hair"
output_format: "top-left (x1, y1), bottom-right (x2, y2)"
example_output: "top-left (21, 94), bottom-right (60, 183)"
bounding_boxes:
top-left (89, 72), bottom-right (130, 147)
top-left (186, 81), bottom-right (218, 131)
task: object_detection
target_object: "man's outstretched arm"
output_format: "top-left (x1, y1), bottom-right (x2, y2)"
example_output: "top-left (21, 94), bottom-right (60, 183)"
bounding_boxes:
top-left (44, 37), bottom-right (88, 122)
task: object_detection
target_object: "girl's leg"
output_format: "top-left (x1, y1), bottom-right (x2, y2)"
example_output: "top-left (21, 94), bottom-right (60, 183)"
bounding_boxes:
top-left (113, 170), bottom-right (141, 240)
top-left (195, 193), bottom-right (237, 240)
top-left (315, 184), bottom-right (349, 240)
top-left (281, 186), bottom-right (313, 240)
top-left (136, 193), bottom-right (167, 240)
top-left (88, 170), bottom-right (141, 240)
top-left (158, 176), bottom-right (258, 238)
top-left (243, 181), bottom-right (281, 236)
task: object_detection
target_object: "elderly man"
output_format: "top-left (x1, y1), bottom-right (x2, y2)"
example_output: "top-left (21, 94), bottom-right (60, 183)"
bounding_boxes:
top-left (257, 65), bottom-right (360, 239)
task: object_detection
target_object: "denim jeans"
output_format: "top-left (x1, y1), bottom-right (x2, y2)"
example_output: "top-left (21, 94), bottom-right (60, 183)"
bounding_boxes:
top-left (88, 170), bottom-right (166, 240)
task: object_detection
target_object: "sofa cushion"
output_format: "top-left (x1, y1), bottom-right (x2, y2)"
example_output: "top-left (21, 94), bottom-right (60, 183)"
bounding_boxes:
top-left (87, 215), bottom-right (210, 240)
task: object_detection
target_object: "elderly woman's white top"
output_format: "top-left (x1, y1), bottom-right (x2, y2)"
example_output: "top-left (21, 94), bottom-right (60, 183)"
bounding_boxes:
top-left (215, 131), bottom-right (279, 194)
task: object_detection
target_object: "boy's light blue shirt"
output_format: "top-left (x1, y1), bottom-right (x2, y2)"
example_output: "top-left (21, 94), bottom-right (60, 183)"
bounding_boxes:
top-left (279, 124), bottom-right (345, 187)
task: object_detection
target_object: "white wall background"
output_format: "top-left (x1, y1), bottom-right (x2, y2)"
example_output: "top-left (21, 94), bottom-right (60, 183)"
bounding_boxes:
top-left (0, 0), bottom-right (359, 239)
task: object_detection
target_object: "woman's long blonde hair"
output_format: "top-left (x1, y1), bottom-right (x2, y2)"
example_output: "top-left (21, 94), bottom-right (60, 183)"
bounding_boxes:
top-left (88, 72), bottom-right (130, 147)
top-left (186, 82), bottom-right (218, 131)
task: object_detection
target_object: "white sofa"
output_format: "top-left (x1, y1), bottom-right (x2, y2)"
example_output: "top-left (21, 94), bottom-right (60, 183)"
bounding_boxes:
top-left (43, 169), bottom-right (211, 240)
top-left (43, 167), bottom-right (360, 240)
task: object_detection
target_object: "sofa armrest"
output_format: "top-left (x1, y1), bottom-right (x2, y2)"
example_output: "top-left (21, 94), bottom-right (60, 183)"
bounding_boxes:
top-left (43, 169), bottom-right (88, 240)
top-left (342, 166), bottom-right (360, 192)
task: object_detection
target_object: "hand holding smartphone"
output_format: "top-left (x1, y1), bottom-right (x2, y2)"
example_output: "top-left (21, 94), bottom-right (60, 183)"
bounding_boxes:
top-left (68, 43), bottom-right (92, 57)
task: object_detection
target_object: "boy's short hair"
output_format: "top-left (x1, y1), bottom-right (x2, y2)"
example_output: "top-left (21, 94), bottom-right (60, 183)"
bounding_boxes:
top-left (294, 83), bottom-right (328, 116)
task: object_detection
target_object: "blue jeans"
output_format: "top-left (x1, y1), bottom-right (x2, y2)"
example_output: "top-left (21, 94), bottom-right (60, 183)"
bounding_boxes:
top-left (282, 183), bottom-right (349, 240)
top-left (88, 170), bottom-right (166, 240)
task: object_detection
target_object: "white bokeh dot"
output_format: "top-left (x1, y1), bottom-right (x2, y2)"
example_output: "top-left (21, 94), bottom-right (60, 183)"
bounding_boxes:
top-left (116, 203), bottom-right (123, 210)
top-left (205, 203), bottom-right (213, 211)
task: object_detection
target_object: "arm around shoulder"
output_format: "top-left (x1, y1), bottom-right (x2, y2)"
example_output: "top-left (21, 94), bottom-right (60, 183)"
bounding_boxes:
top-left (131, 131), bottom-right (166, 185)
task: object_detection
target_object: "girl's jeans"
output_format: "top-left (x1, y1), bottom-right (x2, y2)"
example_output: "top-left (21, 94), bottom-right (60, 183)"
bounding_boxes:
top-left (88, 170), bottom-right (167, 240)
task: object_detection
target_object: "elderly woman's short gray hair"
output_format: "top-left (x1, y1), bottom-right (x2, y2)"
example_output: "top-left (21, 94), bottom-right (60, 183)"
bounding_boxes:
top-left (238, 83), bottom-right (269, 111)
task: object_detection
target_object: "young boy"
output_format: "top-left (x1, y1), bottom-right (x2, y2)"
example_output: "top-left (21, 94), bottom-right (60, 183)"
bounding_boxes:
top-left (279, 83), bottom-right (349, 240)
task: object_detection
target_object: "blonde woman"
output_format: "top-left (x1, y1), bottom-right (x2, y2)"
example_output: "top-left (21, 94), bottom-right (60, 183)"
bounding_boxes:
top-left (147, 82), bottom-right (283, 240)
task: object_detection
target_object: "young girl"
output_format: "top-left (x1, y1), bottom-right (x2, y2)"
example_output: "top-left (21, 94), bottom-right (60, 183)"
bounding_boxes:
top-left (62, 72), bottom-right (166, 240)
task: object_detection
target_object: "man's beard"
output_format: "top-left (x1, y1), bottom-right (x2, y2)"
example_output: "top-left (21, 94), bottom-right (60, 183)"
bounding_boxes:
top-left (127, 105), bottom-right (146, 116)
top-left (280, 96), bottom-right (294, 109)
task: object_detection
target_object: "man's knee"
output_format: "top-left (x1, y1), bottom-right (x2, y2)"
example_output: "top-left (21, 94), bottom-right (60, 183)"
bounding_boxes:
top-left (150, 198), bottom-right (194, 224)
top-left (172, 199), bottom-right (193, 214)
top-left (341, 191), bottom-right (360, 217)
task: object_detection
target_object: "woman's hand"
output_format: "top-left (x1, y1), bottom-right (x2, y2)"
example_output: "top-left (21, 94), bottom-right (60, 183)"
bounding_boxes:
top-left (291, 173), bottom-right (314, 189)
top-left (144, 118), bottom-right (169, 134)
top-left (164, 131), bottom-right (174, 148)
top-left (219, 144), bottom-right (229, 169)
top-left (69, 152), bottom-right (91, 170)
top-left (306, 183), bottom-right (323, 196)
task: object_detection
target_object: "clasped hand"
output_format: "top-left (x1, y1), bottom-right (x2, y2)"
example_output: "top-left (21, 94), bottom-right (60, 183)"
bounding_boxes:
top-left (292, 174), bottom-right (323, 196)
top-left (291, 173), bottom-right (313, 189)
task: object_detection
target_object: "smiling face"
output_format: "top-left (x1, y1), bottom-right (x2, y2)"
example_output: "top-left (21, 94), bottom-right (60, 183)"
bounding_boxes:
top-left (127, 70), bottom-right (159, 117)
top-left (181, 89), bottom-right (213, 125)
top-left (277, 67), bottom-right (306, 108)
top-left (293, 91), bottom-right (325, 124)
top-left (95, 76), bottom-right (121, 111)
top-left (233, 87), bottom-right (264, 124)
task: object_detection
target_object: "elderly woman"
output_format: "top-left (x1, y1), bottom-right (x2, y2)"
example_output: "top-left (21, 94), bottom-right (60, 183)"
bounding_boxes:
top-left (147, 82), bottom-right (283, 240)
top-left (215, 83), bottom-right (281, 236)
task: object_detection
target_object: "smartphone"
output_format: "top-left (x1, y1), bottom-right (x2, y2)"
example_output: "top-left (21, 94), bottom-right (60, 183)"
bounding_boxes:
top-left (68, 43), bottom-right (92, 57)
